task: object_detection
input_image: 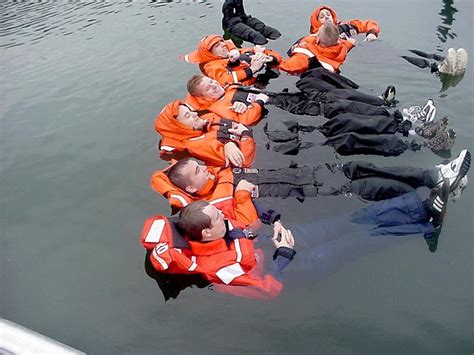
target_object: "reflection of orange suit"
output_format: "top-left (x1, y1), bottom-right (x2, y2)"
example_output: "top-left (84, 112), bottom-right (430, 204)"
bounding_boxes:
top-left (155, 100), bottom-right (255, 167)
top-left (185, 86), bottom-right (264, 126)
top-left (140, 214), bottom-right (284, 300)
top-left (309, 5), bottom-right (380, 37)
top-left (280, 35), bottom-right (353, 74)
top-left (183, 34), bottom-right (282, 86)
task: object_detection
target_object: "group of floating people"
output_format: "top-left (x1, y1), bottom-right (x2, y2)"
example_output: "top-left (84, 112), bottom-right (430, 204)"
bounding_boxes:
top-left (141, 1), bottom-right (471, 300)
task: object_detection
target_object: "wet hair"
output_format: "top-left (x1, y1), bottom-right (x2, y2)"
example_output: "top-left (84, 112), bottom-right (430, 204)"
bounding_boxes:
top-left (319, 22), bottom-right (339, 46)
top-left (167, 158), bottom-right (194, 191)
top-left (178, 200), bottom-right (211, 241)
top-left (187, 75), bottom-right (205, 96)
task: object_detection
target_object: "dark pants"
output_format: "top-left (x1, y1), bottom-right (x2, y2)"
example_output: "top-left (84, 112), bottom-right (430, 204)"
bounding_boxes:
top-left (280, 192), bottom-right (434, 284)
top-left (232, 162), bottom-right (438, 202)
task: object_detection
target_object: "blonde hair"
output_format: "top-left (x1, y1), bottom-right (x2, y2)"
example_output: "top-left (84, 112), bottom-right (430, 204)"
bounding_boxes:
top-left (187, 75), bottom-right (205, 96)
top-left (319, 22), bottom-right (339, 47)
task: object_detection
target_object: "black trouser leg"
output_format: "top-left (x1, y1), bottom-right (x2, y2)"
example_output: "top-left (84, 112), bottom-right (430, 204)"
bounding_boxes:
top-left (325, 89), bottom-right (385, 106)
top-left (233, 166), bottom-right (321, 199)
top-left (323, 99), bottom-right (391, 118)
top-left (228, 21), bottom-right (268, 45)
top-left (318, 113), bottom-right (399, 137)
top-left (343, 161), bottom-right (439, 188)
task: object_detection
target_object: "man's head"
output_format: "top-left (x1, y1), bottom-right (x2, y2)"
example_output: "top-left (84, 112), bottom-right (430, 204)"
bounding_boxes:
top-left (176, 104), bottom-right (207, 130)
top-left (187, 75), bottom-right (225, 99)
top-left (178, 200), bottom-right (226, 241)
top-left (168, 158), bottom-right (212, 194)
top-left (210, 40), bottom-right (230, 58)
top-left (317, 8), bottom-right (334, 24)
top-left (318, 22), bottom-right (339, 47)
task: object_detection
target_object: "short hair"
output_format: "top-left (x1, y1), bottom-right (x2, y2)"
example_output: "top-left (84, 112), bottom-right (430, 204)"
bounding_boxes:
top-left (187, 75), bottom-right (205, 96)
top-left (167, 158), bottom-right (194, 190)
top-left (319, 22), bottom-right (339, 46)
top-left (178, 200), bottom-right (211, 241)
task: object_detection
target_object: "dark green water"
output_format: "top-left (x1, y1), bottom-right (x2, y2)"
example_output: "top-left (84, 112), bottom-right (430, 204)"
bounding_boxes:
top-left (1, 1), bottom-right (472, 354)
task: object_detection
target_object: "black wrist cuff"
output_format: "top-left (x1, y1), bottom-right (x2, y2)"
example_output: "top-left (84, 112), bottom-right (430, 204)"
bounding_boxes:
top-left (273, 247), bottom-right (296, 260)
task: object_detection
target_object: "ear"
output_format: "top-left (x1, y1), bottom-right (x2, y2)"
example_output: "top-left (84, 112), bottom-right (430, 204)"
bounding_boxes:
top-left (185, 185), bottom-right (197, 194)
top-left (201, 228), bottom-right (212, 241)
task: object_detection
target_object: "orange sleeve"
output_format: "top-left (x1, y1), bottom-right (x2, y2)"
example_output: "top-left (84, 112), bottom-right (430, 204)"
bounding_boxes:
top-left (340, 39), bottom-right (355, 52)
top-left (279, 54), bottom-right (310, 75)
top-left (233, 190), bottom-right (259, 227)
top-left (264, 49), bottom-right (283, 64)
top-left (238, 132), bottom-right (256, 167)
top-left (348, 19), bottom-right (380, 36)
top-left (237, 102), bottom-right (263, 126)
top-left (203, 61), bottom-right (252, 86)
top-left (184, 132), bottom-right (227, 167)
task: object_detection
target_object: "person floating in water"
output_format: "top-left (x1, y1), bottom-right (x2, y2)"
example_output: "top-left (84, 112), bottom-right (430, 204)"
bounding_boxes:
top-left (182, 34), bottom-right (282, 87)
top-left (222, 0), bottom-right (281, 46)
top-left (309, 5), bottom-right (380, 43)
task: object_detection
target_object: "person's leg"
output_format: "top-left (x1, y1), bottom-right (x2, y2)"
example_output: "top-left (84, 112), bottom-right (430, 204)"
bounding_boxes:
top-left (244, 16), bottom-right (281, 40)
top-left (318, 113), bottom-right (405, 137)
top-left (342, 161), bottom-right (439, 188)
top-left (227, 21), bottom-right (268, 45)
top-left (323, 99), bottom-right (397, 118)
top-left (234, 166), bottom-right (321, 199)
top-left (322, 88), bottom-right (386, 106)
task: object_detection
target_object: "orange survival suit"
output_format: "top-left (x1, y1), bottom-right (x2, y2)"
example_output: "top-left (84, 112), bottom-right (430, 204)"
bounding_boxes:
top-left (183, 34), bottom-right (282, 86)
top-left (309, 5), bottom-right (380, 38)
top-left (280, 34), bottom-right (354, 75)
top-left (155, 100), bottom-right (255, 167)
top-left (140, 212), bottom-right (289, 300)
top-left (185, 85), bottom-right (265, 126)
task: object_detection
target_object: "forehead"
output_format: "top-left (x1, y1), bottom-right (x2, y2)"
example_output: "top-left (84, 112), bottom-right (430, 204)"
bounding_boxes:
top-left (178, 105), bottom-right (191, 116)
top-left (203, 204), bottom-right (218, 219)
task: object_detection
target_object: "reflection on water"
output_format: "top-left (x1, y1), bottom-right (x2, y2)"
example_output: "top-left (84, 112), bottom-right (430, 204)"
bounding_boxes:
top-left (0, 0), bottom-right (211, 48)
top-left (436, 0), bottom-right (457, 49)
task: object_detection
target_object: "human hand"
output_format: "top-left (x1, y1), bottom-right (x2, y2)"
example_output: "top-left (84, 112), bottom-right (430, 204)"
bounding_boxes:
top-left (364, 33), bottom-right (377, 42)
top-left (228, 49), bottom-right (240, 62)
top-left (255, 93), bottom-right (269, 104)
top-left (224, 142), bottom-right (244, 167)
top-left (228, 122), bottom-right (249, 136)
top-left (250, 52), bottom-right (266, 72)
top-left (231, 101), bottom-right (248, 113)
top-left (235, 179), bottom-right (256, 193)
top-left (272, 223), bottom-right (295, 249)
top-left (347, 38), bottom-right (358, 46)
top-left (254, 45), bottom-right (266, 53)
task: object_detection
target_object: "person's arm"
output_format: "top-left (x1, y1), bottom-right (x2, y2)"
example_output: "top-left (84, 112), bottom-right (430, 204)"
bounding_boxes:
top-left (348, 19), bottom-right (380, 40)
top-left (228, 122), bottom-right (256, 167)
top-left (279, 54), bottom-right (311, 75)
top-left (234, 182), bottom-right (260, 227)
top-left (203, 61), bottom-right (254, 86)
top-left (184, 131), bottom-right (235, 167)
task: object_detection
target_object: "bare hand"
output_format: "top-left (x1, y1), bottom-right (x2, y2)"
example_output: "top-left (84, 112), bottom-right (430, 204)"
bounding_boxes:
top-left (228, 49), bottom-right (240, 62)
top-left (364, 33), bottom-right (377, 42)
top-left (224, 142), bottom-right (244, 167)
top-left (235, 179), bottom-right (256, 193)
top-left (254, 45), bottom-right (266, 53)
top-left (231, 101), bottom-right (248, 114)
top-left (347, 38), bottom-right (358, 46)
top-left (272, 224), bottom-right (295, 249)
top-left (250, 52), bottom-right (266, 72)
top-left (228, 122), bottom-right (249, 136)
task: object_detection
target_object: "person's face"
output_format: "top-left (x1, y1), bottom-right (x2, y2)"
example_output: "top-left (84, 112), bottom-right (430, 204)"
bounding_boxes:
top-left (180, 159), bottom-right (212, 193)
top-left (318, 9), bottom-right (333, 24)
top-left (201, 204), bottom-right (226, 241)
top-left (195, 77), bottom-right (225, 99)
top-left (211, 41), bottom-right (229, 58)
top-left (176, 105), bottom-right (207, 130)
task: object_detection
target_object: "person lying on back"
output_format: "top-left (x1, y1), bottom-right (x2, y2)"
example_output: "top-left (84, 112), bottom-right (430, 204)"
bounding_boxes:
top-left (155, 101), bottom-right (255, 168)
top-left (182, 34), bottom-right (282, 87)
top-left (309, 5), bottom-right (380, 42)
top-left (280, 22), bottom-right (354, 75)
top-left (185, 74), bottom-right (269, 126)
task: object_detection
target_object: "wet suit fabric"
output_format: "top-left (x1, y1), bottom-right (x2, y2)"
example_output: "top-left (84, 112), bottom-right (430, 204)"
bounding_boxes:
top-left (270, 92), bottom-right (393, 118)
top-left (337, 161), bottom-right (439, 201)
top-left (231, 166), bottom-right (321, 200)
top-left (222, 0), bottom-right (281, 45)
